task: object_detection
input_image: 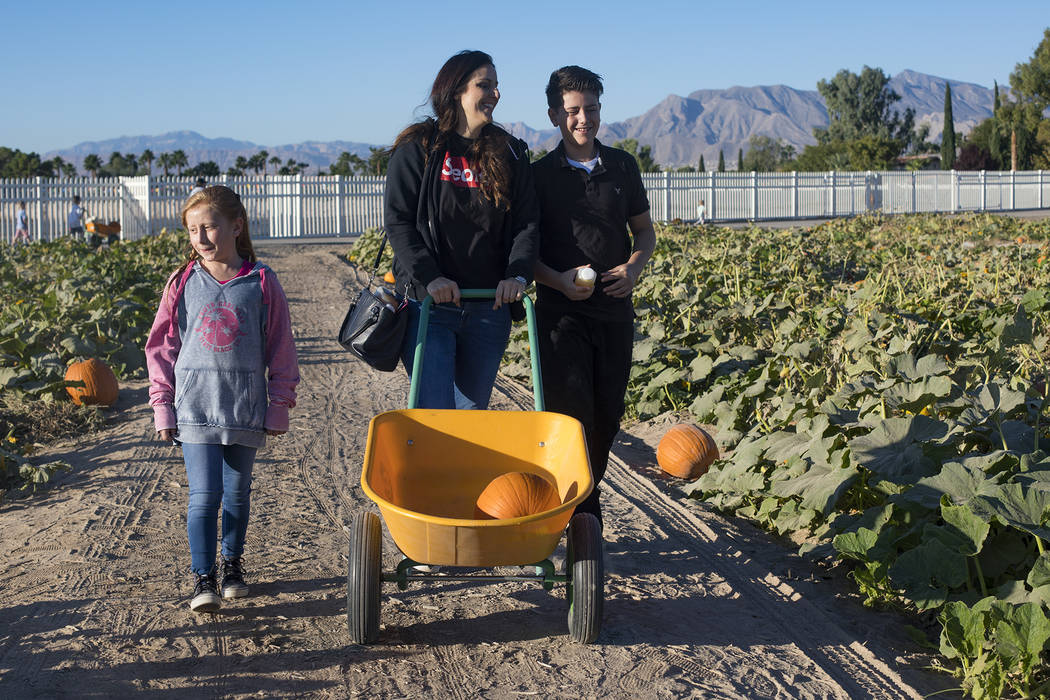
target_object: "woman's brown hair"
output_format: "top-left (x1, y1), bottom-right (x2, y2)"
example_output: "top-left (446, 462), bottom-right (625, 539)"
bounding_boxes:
top-left (173, 185), bottom-right (256, 281)
top-left (392, 50), bottom-right (512, 209)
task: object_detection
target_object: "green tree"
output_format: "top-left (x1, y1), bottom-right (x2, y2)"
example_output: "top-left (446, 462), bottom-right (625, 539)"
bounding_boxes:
top-left (0, 147), bottom-right (54, 177)
top-left (1005, 27), bottom-right (1050, 170)
top-left (717, 150), bottom-right (725, 172)
top-left (247, 152), bottom-right (267, 175)
top-left (740, 135), bottom-right (796, 171)
top-left (328, 151), bottom-right (367, 176)
top-left (83, 154), bottom-right (102, 178)
top-left (815, 66), bottom-right (916, 154)
top-left (1034, 119), bottom-right (1050, 169)
top-left (170, 150), bottom-right (188, 176)
top-left (234, 155), bottom-right (249, 174)
top-left (366, 147), bottom-right (390, 175)
top-left (157, 152), bottom-right (172, 176)
top-left (530, 147), bottom-right (548, 163)
top-left (611, 138), bottom-right (660, 172)
top-left (698, 154), bottom-right (705, 172)
top-left (941, 83), bottom-right (956, 169)
top-left (186, 161), bottom-right (220, 177)
top-left (737, 148), bottom-right (743, 170)
top-left (269, 155), bottom-right (281, 173)
top-left (140, 149), bottom-right (154, 176)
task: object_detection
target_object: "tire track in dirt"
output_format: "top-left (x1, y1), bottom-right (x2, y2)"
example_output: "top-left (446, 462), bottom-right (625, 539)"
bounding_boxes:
top-left (601, 448), bottom-right (924, 700)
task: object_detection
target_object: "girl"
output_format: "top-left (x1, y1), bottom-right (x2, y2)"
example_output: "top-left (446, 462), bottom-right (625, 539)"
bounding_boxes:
top-left (384, 49), bottom-right (539, 409)
top-left (145, 185), bottom-right (299, 613)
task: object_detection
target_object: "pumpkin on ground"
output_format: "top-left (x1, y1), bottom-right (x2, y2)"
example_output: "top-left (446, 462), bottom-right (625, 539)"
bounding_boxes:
top-left (65, 358), bottom-right (119, 407)
top-left (474, 471), bottom-right (561, 520)
top-left (656, 423), bottom-right (718, 479)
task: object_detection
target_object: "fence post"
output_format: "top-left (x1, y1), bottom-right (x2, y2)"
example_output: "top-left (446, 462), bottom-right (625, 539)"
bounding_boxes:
top-left (1040, 170), bottom-right (1045, 210)
top-left (830, 171), bottom-right (837, 216)
top-left (335, 175), bottom-right (344, 236)
top-left (662, 171), bottom-right (670, 221)
top-left (911, 171), bottom-right (917, 213)
top-left (791, 171), bottom-right (798, 219)
top-left (751, 171), bottom-right (757, 220)
top-left (709, 172), bottom-right (715, 223)
top-left (952, 170), bottom-right (958, 213)
top-left (296, 172), bottom-right (303, 237)
top-left (145, 175), bottom-right (152, 236)
top-left (1010, 170), bottom-right (1016, 211)
top-left (980, 170), bottom-right (986, 211)
top-left (34, 177), bottom-right (44, 242)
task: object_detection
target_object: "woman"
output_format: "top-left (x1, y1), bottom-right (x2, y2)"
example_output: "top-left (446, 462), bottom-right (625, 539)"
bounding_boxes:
top-left (384, 50), bottom-right (539, 409)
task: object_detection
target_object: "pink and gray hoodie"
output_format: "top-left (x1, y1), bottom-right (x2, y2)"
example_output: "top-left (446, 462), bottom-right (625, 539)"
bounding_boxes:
top-left (145, 261), bottom-right (299, 448)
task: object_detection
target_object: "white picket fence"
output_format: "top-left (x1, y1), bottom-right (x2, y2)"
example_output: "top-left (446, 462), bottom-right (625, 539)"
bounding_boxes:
top-left (1, 171), bottom-right (1048, 244)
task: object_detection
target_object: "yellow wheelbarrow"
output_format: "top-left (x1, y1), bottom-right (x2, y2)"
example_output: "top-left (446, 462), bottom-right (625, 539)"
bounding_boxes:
top-left (348, 290), bottom-right (603, 644)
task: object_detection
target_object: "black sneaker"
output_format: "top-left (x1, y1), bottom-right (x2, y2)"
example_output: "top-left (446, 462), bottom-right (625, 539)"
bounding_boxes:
top-left (190, 572), bottom-right (221, 612)
top-left (221, 557), bottom-right (249, 599)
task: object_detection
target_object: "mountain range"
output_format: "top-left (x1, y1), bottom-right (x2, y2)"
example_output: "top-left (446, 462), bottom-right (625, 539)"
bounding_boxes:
top-left (44, 70), bottom-right (997, 172)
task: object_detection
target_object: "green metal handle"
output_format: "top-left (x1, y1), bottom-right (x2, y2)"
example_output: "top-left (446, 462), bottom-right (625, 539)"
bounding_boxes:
top-left (407, 289), bottom-right (544, 411)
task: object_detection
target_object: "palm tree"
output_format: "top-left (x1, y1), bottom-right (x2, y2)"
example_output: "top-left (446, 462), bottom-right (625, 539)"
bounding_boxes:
top-left (235, 156), bottom-right (249, 174)
top-left (258, 150), bottom-right (269, 175)
top-left (157, 152), bottom-right (172, 176)
top-left (141, 149), bottom-right (154, 176)
top-left (269, 156), bottom-right (280, 174)
top-left (83, 154), bottom-right (102, 178)
top-left (171, 150), bottom-right (188, 177)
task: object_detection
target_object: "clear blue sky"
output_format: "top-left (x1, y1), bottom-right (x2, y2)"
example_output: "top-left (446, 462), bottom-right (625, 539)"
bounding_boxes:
top-left (5, 0), bottom-right (1047, 154)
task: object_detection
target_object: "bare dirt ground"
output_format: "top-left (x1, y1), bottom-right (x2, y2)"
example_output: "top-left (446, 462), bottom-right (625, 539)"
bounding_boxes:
top-left (0, 243), bottom-right (962, 699)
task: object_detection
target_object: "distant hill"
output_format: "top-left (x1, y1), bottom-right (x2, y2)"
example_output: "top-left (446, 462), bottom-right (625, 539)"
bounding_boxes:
top-left (509, 71), bottom-right (996, 168)
top-left (44, 130), bottom-right (374, 175)
top-left (44, 71), bottom-right (1000, 173)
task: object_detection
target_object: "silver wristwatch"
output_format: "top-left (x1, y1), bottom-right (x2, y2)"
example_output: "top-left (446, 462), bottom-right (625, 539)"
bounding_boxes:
top-left (513, 275), bottom-right (527, 286)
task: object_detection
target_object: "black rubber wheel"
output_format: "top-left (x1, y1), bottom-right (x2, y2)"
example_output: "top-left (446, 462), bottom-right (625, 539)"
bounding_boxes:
top-left (566, 512), bottom-right (604, 643)
top-left (347, 511), bottom-right (382, 644)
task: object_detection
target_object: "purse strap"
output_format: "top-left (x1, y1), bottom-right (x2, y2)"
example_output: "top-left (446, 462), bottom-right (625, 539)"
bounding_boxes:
top-left (364, 232), bottom-right (388, 287)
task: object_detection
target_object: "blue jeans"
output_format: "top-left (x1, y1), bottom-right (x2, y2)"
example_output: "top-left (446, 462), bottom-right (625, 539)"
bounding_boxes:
top-left (400, 299), bottom-right (511, 409)
top-left (181, 442), bottom-right (257, 575)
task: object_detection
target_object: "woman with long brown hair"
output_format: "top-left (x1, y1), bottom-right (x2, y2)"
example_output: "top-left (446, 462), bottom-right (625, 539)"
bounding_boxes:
top-left (384, 50), bottom-right (539, 409)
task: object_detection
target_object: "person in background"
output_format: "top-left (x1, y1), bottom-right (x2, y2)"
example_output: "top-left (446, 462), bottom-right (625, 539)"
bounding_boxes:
top-left (531, 65), bottom-right (656, 531)
top-left (696, 198), bottom-right (706, 225)
top-left (383, 49), bottom-right (539, 410)
top-left (145, 185), bottom-right (299, 612)
top-left (190, 177), bottom-right (207, 196)
top-left (68, 195), bottom-right (86, 240)
top-left (13, 200), bottom-right (30, 245)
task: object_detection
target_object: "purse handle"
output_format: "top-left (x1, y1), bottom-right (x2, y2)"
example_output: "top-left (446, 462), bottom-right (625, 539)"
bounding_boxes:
top-left (364, 232), bottom-right (388, 287)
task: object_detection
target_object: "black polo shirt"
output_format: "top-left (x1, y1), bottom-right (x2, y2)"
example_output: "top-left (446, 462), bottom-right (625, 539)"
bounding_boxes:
top-left (532, 140), bottom-right (650, 321)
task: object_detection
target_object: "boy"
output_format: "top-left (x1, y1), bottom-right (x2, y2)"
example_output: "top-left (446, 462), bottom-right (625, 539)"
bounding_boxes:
top-left (531, 66), bottom-right (656, 530)
top-left (13, 200), bottom-right (30, 245)
top-left (68, 195), bottom-right (86, 240)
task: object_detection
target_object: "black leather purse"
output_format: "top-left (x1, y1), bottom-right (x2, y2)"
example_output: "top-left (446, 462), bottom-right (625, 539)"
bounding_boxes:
top-left (337, 234), bottom-right (408, 372)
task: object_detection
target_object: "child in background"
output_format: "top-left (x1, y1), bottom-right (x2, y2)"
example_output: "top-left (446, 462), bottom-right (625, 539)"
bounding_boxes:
top-left (68, 195), bottom-right (86, 240)
top-left (145, 185), bottom-right (300, 612)
top-left (696, 199), bottom-right (706, 225)
top-left (13, 201), bottom-right (30, 245)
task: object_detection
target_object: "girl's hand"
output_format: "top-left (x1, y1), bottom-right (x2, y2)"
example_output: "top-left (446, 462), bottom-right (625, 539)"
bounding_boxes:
top-left (159, 429), bottom-right (177, 443)
top-left (561, 266), bottom-right (595, 301)
top-left (266, 429), bottom-right (286, 437)
top-left (426, 277), bottom-right (461, 306)
top-left (493, 277), bottom-right (525, 310)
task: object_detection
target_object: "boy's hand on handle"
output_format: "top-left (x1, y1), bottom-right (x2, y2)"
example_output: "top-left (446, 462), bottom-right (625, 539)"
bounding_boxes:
top-left (426, 277), bottom-right (461, 306)
top-left (493, 277), bottom-right (525, 310)
top-left (601, 261), bottom-right (641, 298)
top-left (561, 266), bottom-right (595, 301)
top-left (266, 429), bottom-right (286, 437)
top-left (158, 429), bottom-right (177, 443)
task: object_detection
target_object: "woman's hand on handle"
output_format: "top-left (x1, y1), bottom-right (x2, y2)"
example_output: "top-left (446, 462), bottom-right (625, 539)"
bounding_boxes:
top-left (493, 277), bottom-right (525, 310)
top-left (426, 277), bottom-right (461, 306)
top-left (158, 429), bottom-right (177, 443)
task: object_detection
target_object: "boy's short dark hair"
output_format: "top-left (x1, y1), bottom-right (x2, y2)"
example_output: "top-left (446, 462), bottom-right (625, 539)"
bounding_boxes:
top-left (73, 195), bottom-right (81, 204)
top-left (18, 200), bottom-right (25, 207)
top-left (545, 65), bottom-right (603, 109)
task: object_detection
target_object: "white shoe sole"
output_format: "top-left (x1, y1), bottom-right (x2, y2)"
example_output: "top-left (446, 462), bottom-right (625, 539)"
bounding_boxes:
top-left (222, 584), bottom-right (249, 599)
top-left (190, 592), bottom-right (221, 612)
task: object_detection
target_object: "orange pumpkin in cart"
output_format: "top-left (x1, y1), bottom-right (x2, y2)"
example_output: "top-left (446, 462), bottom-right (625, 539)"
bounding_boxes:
top-left (656, 423), bottom-right (718, 479)
top-left (474, 471), bottom-right (561, 520)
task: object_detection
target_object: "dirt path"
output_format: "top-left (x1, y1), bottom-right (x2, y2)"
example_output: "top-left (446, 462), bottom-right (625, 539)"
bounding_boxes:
top-left (0, 243), bottom-right (960, 698)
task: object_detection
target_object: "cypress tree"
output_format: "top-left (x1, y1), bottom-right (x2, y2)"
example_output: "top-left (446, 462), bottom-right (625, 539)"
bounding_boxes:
top-left (941, 83), bottom-right (956, 169)
top-left (993, 80), bottom-right (1001, 113)
top-left (718, 150), bottom-right (725, 172)
top-left (699, 154), bottom-right (706, 172)
top-left (738, 148), bottom-right (744, 170)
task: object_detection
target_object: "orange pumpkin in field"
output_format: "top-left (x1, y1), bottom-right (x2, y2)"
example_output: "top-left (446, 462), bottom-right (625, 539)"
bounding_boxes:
top-left (474, 471), bottom-right (561, 520)
top-left (65, 358), bottom-right (119, 407)
top-left (656, 423), bottom-right (718, 479)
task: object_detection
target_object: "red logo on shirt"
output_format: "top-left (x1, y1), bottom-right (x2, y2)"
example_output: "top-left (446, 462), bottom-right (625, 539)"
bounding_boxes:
top-left (440, 154), bottom-right (480, 188)
top-left (196, 301), bottom-right (247, 352)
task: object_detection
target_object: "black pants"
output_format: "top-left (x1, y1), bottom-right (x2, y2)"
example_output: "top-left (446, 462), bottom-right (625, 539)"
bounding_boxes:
top-left (536, 305), bottom-right (633, 527)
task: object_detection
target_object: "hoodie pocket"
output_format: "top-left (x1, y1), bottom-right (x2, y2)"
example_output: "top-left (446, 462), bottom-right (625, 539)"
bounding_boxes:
top-left (175, 368), bottom-right (262, 429)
